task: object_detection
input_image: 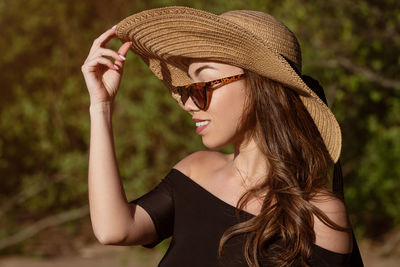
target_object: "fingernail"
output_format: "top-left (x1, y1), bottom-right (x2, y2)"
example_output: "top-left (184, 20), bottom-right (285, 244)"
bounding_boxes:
top-left (112, 24), bottom-right (117, 30)
top-left (114, 64), bottom-right (119, 70)
top-left (119, 54), bottom-right (126, 61)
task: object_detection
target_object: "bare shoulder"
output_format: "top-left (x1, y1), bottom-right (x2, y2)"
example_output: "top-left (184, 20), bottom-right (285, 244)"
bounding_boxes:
top-left (173, 150), bottom-right (230, 177)
top-left (311, 191), bottom-right (352, 254)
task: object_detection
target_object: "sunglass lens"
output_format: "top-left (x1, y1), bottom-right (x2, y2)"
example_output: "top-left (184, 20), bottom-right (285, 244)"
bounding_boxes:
top-left (191, 87), bottom-right (206, 109)
top-left (178, 87), bottom-right (189, 104)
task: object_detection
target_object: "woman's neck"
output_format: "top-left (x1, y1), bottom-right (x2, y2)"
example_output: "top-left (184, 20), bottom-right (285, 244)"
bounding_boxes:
top-left (227, 137), bottom-right (269, 187)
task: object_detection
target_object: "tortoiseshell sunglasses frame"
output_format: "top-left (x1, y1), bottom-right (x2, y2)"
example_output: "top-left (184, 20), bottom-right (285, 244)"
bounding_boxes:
top-left (176, 74), bottom-right (245, 110)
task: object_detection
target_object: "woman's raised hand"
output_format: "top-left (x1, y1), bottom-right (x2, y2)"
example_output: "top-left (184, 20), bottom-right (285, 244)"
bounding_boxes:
top-left (82, 26), bottom-right (132, 105)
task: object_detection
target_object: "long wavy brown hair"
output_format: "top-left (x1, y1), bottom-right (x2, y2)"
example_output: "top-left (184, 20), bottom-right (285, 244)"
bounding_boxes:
top-left (217, 70), bottom-right (348, 266)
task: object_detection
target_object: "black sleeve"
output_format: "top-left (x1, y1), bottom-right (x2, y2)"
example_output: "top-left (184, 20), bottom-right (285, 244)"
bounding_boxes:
top-left (129, 170), bottom-right (175, 248)
top-left (310, 245), bottom-right (352, 267)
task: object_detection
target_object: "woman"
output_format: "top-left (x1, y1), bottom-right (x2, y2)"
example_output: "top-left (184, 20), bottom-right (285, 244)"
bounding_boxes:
top-left (82, 6), bottom-right (362, 267)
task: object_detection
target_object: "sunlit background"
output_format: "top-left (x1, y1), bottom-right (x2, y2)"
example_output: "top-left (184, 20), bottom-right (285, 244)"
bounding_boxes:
top-left (0, 0), bottom-right (399, 266)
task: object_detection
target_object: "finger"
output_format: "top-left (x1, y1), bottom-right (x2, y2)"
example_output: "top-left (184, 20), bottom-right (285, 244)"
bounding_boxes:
top-left (89, 27), bottom-right (116, 54)
top-left (118, 41), bottom-right (132, 57)
top-left (114, 60), bottom-right (124, 69)
top-left (107, 42), bottom-right (132, 70)
top-left (110, 42), bottom-right (132, 69)
top-left (88, 47), bottom-right (127, 63)
top-left (84, 56), bottom-right (119, 72)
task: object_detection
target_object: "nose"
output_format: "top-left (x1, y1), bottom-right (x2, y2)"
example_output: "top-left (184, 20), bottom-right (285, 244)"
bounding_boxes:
top-left (183, 96), bottom-right (200, 112)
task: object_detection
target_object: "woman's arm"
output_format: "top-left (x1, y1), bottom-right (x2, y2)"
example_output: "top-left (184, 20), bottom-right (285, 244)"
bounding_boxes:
top-left (312, 194), bottom-right (352, 254)
top-left (88, 101), bottom-right (130, 244)
top-left (82, 27), bottom-right (157, 245)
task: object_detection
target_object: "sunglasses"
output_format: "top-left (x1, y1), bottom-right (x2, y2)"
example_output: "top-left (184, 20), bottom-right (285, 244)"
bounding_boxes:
top-left (176, 74), bottom-right (245, 110)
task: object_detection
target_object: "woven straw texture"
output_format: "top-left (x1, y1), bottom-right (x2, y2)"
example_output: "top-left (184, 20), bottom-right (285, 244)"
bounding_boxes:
top-left (115, 6), bottom-right (342, 163)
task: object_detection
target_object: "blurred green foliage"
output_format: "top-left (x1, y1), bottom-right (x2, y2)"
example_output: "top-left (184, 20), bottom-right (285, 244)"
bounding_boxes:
top-left (0, 0), bottom-right (399, 254)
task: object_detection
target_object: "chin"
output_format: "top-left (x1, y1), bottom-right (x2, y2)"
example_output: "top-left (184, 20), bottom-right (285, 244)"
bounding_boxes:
top-left (201, 136), bottom-right (231, 150)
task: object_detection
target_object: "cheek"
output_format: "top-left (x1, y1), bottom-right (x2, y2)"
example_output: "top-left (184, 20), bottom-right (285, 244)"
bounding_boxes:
top-left (202, 83), bottom-right (247, 147)
top-left (215, 83), bottom-right (247, 122)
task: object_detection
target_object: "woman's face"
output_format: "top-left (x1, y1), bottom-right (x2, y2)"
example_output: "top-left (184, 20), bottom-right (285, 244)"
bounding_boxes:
top-left (184, 61), bottom-right (247, 149)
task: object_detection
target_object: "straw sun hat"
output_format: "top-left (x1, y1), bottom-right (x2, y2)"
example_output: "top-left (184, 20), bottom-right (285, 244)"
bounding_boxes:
top-left (115, 6), bottom-right (342, 163)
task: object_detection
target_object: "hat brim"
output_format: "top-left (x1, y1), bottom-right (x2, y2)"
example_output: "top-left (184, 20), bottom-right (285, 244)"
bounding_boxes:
top-left (115, 6), bottom-right (341, 163)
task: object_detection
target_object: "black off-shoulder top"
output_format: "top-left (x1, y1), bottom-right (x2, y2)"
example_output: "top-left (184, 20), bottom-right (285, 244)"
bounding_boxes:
top-left (130, 168), bottom-right (352, 266)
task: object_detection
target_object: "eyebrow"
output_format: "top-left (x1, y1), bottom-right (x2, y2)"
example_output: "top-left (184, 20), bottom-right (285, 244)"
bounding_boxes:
top-left (187, 64), bottom-right (218, 79)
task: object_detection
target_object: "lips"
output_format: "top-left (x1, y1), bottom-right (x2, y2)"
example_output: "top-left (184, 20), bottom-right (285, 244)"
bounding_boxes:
top-left (193, 118), bottom-right (210, 134)
top-left (193, 118), bottom-right (209, 122)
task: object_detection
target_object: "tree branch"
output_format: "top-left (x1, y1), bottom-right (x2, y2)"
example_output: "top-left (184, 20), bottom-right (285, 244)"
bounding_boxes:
top-left (309, 58), bottom-right (400, 90)
top-left (0, 174), bottom-right (67, 217)
top-left (0, 205), bottom-right (89, 251)
top-left (337, 58), bottom-right (400, 90)
top-left (381, 229), bottom-right (400, 256)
